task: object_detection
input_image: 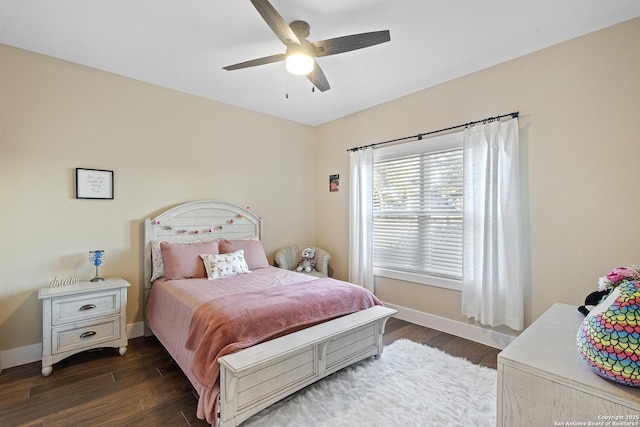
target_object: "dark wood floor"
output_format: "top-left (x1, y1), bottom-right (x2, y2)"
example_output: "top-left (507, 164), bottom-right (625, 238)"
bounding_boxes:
top-left (0, 318), bottom-right (500, 426)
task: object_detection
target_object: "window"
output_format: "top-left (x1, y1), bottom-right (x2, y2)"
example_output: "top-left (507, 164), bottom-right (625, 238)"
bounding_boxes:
top-left (372, 131), bottom-right (463, 290)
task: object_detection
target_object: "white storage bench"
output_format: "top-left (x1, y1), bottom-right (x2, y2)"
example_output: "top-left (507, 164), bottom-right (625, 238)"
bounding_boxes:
top-left (218, 305), bottom-right (396, 427)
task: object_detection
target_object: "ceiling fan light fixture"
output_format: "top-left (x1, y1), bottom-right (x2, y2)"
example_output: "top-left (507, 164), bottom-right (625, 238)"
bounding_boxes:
top-left (223, 0), bottom-right (390, 92)
top-left (285, 51), bottom-right (314, 75)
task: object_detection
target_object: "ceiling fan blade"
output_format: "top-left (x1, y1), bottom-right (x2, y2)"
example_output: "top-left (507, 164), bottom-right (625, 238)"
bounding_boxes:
top-left (250, 0), bottom-right (301, 46)
top-left (223, 53), bottom-right (286, 71)
top-left (307, 61), bottom-right (330, 92)
top-left (313, 30), bottom-right (390, 57)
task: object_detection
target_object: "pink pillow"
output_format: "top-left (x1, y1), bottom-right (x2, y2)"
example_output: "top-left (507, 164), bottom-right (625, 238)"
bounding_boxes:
top-left (219, 239), bottom-right (269, 270)
top-left (160, 240), bottom-right (219, 279)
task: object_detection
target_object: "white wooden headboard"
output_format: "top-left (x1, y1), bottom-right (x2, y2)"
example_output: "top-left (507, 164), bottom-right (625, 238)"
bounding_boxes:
top-left (143, 200), bottom-right (263, 306)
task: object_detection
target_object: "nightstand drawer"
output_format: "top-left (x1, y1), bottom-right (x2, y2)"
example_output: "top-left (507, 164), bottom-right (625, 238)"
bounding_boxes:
top-left (51, 317), bottom-right (121, 355)
top-left (52, 290), bottom-right (121, 325)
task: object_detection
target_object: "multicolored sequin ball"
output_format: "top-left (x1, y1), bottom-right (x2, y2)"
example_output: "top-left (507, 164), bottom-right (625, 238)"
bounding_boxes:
top-left (576, 280), bottom-right (640, 387)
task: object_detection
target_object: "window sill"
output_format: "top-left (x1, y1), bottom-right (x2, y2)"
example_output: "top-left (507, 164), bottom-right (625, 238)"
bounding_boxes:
top-left (373, 267), bottom-right (461, 291)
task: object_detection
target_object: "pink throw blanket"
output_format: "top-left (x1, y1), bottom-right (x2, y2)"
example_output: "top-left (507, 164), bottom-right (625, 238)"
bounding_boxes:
top-left (185, 278), bottom-right (382, 425)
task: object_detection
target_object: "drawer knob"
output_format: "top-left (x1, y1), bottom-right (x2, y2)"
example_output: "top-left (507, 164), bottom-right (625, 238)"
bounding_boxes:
top-left (79, 304), bottom-right (97, 311)
top-left (80, 331), bottom-right (97, 339)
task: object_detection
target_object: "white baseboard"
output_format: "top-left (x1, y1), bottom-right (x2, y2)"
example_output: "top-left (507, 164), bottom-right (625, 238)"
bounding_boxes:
top-left (0, 342), bottom-right (42, 374)
top-left (0, 322), bottom-right (146, 373)
top-left (126, 321), bottom-right (145, 340)
top-left (384, 302), bottom-right (517, 350)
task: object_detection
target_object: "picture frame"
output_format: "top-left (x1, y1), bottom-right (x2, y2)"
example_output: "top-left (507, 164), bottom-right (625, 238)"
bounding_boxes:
top-left (76, 168), bottom-right (114, 199)
top-left (330, 174), bottom-right (340, 192)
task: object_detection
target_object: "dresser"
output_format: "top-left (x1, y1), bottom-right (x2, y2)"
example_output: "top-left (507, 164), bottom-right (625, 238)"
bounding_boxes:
top-left (497, 303), bottom-right (640, 426)
top-left (38, 277), bottom-right (130, 376)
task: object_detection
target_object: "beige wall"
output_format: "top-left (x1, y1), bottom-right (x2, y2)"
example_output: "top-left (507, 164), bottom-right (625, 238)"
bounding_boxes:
top-left (0, 44), bottom-right (317, 351)
top-left (315, 17), bottom-right (640, 331)
top-left (2, 17), bottom-right (639, 355)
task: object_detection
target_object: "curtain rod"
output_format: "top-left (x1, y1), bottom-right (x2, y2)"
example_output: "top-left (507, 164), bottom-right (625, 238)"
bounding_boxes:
top-left (346, 111), bottom-right (519, 152)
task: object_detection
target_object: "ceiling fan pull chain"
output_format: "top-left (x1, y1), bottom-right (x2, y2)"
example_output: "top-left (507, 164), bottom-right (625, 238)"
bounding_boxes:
top-left (285, 73), bottom-right (289, 99)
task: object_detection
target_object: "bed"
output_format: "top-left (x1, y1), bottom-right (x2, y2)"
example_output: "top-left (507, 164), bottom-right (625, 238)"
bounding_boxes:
top-left (143, 200), bottom-right (396, 427)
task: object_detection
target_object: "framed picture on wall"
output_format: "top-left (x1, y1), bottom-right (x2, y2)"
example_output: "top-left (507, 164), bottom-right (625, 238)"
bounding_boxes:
top-left (330, 174), bottom-right (340, 192)
top-left (76, 168), bottom-right (114, 199)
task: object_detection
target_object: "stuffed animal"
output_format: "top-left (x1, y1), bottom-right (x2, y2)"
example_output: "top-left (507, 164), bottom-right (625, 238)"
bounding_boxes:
top-left (577, 289), bottom-right (610, 316)
top-left (577, 278), bottom-right (640, 387)
top-left (296, 247), bottom-right (317, 273)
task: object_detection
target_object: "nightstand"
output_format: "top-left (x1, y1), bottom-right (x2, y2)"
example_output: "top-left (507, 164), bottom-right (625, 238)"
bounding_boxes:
top-left (38, 277), bottom-right (130, 376)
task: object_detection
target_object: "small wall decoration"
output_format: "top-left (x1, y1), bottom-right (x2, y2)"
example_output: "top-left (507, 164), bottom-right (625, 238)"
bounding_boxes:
top-left (76, 168), bottom-right (114, 199)
top-left (330, 174), bottom-right (340, 192)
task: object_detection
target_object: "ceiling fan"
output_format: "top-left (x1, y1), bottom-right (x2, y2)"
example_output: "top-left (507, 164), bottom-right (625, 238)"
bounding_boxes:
top-left (223, 0), bottom-right (391, 92)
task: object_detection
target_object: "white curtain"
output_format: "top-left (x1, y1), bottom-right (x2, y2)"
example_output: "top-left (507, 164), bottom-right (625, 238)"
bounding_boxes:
top-left (461, 118), bottom-right (524, 330)
top-left (349, 148), bottom-right (374, 292)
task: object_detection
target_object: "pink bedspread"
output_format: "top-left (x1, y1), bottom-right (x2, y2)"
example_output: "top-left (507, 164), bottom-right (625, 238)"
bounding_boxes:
top-left (145, 267), bottom-right (381, 426)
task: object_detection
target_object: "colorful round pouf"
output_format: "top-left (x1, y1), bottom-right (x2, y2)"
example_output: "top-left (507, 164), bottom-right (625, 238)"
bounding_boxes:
top-left (576, 280), bottom-right (640, 387)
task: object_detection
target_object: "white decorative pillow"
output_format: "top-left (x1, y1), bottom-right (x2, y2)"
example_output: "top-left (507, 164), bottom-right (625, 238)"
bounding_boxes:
top-left (200, 250), bottom-right (250, 280)
top-left (150, 240), bottom-right (164, 282)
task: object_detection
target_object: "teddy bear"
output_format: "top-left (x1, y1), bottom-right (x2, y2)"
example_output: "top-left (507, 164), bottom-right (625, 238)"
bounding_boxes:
top-left (296, 247), bottom-right (317, 273)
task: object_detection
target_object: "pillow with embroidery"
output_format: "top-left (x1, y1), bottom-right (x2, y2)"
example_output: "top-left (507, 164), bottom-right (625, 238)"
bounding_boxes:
top-left (200, 250), bottom-right (250, 280)
top-left (150, 240), bottom-right (164, 282)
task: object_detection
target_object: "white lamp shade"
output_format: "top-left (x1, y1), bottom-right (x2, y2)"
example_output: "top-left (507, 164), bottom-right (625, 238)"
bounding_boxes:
top-left (285, 53), bottom-right (314, 75)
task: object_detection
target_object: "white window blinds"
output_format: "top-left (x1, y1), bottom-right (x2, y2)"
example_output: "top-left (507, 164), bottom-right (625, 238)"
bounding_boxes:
top-left (373, 131), bottom-right (463, 286)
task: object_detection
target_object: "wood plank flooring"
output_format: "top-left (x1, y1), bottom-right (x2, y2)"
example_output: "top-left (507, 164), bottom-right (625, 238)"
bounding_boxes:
top-left (0, 318), bottom-right (501, 426)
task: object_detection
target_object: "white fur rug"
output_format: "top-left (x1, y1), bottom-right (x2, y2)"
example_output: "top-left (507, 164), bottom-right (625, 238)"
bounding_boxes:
top-left (243, 339), bottom-right (497, 427)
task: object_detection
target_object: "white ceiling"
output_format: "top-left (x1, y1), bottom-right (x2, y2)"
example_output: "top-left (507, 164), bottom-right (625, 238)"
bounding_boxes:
top-left (1, 0), bottom-right (639, 126)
